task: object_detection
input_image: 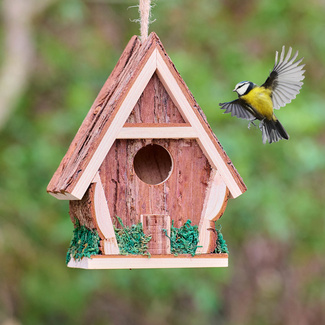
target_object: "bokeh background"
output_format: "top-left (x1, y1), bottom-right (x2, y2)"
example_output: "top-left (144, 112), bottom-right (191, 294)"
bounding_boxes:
top-left (1, 0), bottom-right (324, 324)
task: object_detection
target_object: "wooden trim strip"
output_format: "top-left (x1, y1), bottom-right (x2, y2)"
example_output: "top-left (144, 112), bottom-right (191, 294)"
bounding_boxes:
top-left (92, 173), bottom-right (119, 255)
top-left (67, 253), bottom-right (228, 269)
top-left (123, 122), bottom-right (191, 127)
top-left (197, 170), bottom-right (228, 254)
top-left (203, 170), bottom-right (228, 222)
top-left (117, 126), bottom-right (198, 139)
top-left (48, 191), bottom-right (79, 200)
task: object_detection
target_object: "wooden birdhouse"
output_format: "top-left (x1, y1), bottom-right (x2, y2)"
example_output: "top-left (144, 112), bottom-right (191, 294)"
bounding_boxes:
top-left (47, 33), bottom-right (246, 269)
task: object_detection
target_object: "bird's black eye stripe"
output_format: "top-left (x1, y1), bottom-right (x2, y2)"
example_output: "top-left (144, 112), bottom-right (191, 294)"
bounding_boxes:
top-left (237, 83), bottom-right (248, 89)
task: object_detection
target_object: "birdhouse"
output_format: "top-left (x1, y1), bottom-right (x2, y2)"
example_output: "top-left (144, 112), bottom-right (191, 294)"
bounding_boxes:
top-left (47, 33), bottom-right (246, 269)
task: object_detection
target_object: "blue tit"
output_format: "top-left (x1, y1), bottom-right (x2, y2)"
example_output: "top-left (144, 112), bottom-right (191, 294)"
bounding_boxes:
top-left (219, 47), bottom-right (305, 144)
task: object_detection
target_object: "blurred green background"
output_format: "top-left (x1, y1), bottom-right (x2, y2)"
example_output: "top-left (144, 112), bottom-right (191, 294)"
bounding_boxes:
top-left (1, 0), bottom-right (324, 324)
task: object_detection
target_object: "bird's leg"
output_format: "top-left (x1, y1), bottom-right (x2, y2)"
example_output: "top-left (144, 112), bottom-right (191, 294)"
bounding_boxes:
top-left (248, 119), bottom-right (257, 129)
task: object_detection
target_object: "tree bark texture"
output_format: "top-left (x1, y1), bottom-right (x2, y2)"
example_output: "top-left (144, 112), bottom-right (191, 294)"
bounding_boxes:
top-left (69, 183), bottom-right (96, 229)
top-left (126, 72), bottom-right (186, 124)
top-left (99, 138), bottom-right (211, 229)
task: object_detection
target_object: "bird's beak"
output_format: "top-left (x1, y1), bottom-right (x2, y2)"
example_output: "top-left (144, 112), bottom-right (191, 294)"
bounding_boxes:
top-left (233, 89), bottom-right (236, 92)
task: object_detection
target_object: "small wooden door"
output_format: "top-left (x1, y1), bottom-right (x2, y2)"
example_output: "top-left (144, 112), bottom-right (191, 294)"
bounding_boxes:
top-left (141, 214), bottom-right (170, 255)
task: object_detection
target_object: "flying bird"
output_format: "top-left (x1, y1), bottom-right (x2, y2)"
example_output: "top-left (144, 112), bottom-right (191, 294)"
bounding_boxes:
top-left (219, 47), bottom-right (305, 144)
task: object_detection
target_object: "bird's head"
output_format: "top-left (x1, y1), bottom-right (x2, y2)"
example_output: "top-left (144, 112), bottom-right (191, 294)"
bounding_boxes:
top-left (233, 81), bottom-right (255, 97)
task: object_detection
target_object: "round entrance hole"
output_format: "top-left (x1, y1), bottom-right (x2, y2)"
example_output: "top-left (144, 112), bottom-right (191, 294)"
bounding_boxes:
top-left (133, 144), bottom-right (173, 185)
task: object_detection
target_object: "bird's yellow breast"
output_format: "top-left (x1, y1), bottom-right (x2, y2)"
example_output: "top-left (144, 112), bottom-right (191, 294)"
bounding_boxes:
top-left (241, 87), bottom-right (274, 120)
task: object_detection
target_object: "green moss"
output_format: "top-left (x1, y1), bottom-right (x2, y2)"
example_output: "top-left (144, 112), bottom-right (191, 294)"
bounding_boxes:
top-left (164, 220), bottom-right (201, 257)
top-left (114, 217), bottom-right (151, 256)
top-left (214, 223), bottom-right (229, 254)
top-left (66, 221), bottom-right (100, 264)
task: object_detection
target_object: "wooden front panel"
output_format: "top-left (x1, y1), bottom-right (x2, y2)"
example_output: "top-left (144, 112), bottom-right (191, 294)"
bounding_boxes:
top-left (126, 72), bottom-right (186, 124)
top-left (99, 138), bottom-right (212, 228)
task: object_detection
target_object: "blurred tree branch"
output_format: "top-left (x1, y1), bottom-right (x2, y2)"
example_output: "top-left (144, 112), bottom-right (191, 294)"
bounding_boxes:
top-left (0, 0), bottom-right (59, 129)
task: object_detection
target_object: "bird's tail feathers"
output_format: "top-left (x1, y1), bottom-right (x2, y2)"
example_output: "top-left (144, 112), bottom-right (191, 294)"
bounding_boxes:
top-left (259, 119), bottom-right (289, 144)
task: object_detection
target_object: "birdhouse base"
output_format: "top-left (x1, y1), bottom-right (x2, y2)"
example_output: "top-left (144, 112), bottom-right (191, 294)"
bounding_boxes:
top-left (67, 254), bottom-right (228, 269)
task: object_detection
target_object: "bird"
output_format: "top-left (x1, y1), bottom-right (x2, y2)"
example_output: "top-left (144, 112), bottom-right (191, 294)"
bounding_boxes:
top-left (219, 46), bottom-right (305, 144)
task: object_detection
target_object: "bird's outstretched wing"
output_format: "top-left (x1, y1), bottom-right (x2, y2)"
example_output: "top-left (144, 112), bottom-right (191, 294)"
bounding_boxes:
top-left (262, 46), bottom-right (305, 110)
top-left (219, 99), bottom-right (255, 120)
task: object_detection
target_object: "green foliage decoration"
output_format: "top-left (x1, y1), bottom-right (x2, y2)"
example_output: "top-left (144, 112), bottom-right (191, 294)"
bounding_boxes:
top-left (214, 223), bottom-right (229, 254)
top-left (163, 220), bottom-right (201, 256)
top-left (66, 221), bottom-right (100, 264)
top-left (114, 217), bottom-right (152, 256)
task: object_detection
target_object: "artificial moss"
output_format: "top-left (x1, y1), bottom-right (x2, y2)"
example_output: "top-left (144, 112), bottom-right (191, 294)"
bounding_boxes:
top-left (214, 223), bottom-right (229, 254)
top-left (66, 221), bottom-right (100, 264)
top-left (164, 220), bottom-right (201, 256)
top-left (114, 217), bottom-right (151, 256)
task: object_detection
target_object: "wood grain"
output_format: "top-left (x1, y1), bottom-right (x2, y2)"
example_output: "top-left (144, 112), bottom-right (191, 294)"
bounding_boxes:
top-left (117, 126), bottom-right (197, 139)
top-left (69, 183), bottom-right (96, 229)
top-left (99, 138), bottom-right (211, 229)
top-left (126, 72), bottom-right (186, 123)
top-left (141, 214), bottom-right (170, 254)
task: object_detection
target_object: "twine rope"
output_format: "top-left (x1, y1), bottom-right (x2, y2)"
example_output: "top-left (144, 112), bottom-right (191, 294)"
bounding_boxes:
top-left (139, 0), bottom-right (151, 42)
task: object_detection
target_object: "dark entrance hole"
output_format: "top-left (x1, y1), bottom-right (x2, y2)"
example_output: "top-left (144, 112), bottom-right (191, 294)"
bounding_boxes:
top-left (133, 144), bottom-right (173, 185)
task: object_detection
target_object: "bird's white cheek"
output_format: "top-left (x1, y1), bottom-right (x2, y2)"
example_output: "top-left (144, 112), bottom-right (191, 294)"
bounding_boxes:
top-left (237, 84), bottom-right (249, 96)
top-left (236, 89), bottom-right (245, 96)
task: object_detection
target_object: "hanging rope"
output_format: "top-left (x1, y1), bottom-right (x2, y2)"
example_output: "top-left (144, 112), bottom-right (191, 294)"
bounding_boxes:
top-left (139, 0), bottom-right (151, 42)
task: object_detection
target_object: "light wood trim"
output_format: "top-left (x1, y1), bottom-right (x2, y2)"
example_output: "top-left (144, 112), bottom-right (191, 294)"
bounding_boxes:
top-left (156, 50), bottom-right (243, 198)
top-left (203, 170), bottom-right (228, 222)
top-left (197, 170), bottom-right (228, 254)
top-left (123, 122), bottom-right (191, 127)
top-left (67, 253), bottom-right (228, 269)
top-left (117, 126), bottom-right (197, 139)
top-left (92, 173), bottom-right (119, 255)
top-left (49, 191), bottom-right (79, 200)
top-left (70, 49), bottom-right (158, 200)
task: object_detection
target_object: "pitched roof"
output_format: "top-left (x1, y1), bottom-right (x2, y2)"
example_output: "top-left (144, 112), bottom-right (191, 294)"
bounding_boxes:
top-left (47, 32), bottom-right (246, 200)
